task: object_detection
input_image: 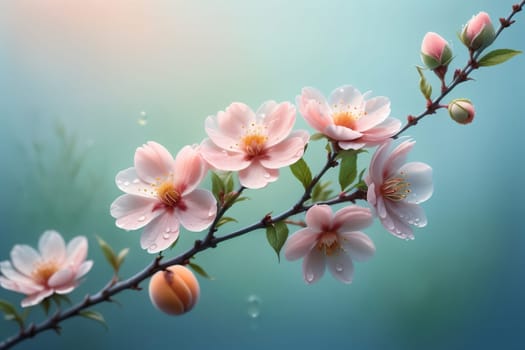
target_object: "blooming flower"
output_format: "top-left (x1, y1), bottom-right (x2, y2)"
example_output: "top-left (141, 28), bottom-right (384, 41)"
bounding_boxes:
top-left (448, 98), bottom-right (475, 124)
top-left (420, 32), bottom-right (453, 70)
top-left (110, 142), bottom-right (217, 253)
top-left (284, 205), bottom-right (375, 284)
top-left (199, 101), bottom-right (309, 189)
top-left (365, 139), bottom-right (433, 240)
top-left (0, 230), bottom-right (93, 307)
top-left (297, 85), bottom-right (401, 150)
top-left (460, 11), bottom-right (496, 51)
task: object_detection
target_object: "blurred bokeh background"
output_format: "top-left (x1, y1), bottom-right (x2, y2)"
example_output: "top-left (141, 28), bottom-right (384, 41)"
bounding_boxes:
top-left (1, 0), bottom-right (524, 349)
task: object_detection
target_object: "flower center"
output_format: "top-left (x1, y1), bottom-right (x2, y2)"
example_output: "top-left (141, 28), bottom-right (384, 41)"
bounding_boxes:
top-left (241, 133), bottom-right (267, 157)
top-left (32, 261), bottom-right (59, 285)
top-left (381, 177), bottom-right (411, 201)
top-left (156, 182), bottom-right (180, 207)
top-left (317, 232), bottom-right (341, 256)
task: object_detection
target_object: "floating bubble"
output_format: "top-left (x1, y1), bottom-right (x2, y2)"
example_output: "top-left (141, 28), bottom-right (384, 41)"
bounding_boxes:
top-left (246, 294), bottom-right (262, 319)
top-left (138, 111), bottom-right (148, 126)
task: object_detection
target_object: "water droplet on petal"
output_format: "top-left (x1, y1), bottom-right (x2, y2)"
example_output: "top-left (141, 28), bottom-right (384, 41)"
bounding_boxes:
top-left (246, 294), bottom-right (262, 319)
top-left (306, 273), bottom-right (315, 283)
top-left (124, 181), bottom-right (130, 186)
top-left (208, 210), bottom-right (215, 217)
top-left (165, 227), bottom-right (171, 233)
top-left (149, 243), bottom-right (157, 251)
top-left (138, 215), bottom-right (146, 222)
top-left (117, 180), bottom-right (123, 185)
top-left (263, 173), bottom-right (270, 179)
top-left (335, 264), bottom-right (343, 272)
top-left (132, 179), bottom-right (140, 184)
top-left (162, 233), bottom-right (171, 240)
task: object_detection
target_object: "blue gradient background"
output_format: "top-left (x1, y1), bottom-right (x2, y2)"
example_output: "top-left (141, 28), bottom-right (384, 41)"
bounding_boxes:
top-left (1, 1), bottom-right (524, 349)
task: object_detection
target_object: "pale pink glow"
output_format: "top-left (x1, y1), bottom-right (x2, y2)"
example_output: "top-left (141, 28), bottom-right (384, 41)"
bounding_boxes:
top-left (110, 142), bottom-right (217, 253)
top-left (284, 205), bottom-right (375, 284)
top-left (0, 231), bottom-right (93, 307)
top-left (365, 140), bottom-right (433, 240)
top-left (200, 101), bottom-right (309, 189)
top-left (466, 12), bottom-right (492, 43)
top-left (297, 85), bottom-right (401, 150)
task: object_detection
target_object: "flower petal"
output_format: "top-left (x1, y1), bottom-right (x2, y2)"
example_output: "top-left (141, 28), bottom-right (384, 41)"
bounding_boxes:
top-left (238, 161), bottom-right (278, 189)
top-left (66, 236), bottom-right (88, 267)
top-left (329, 85), bottom-right (364, 108)
top-left (111, 194), bottom-right (161, 230)
top-left (134, 141), bottom-right (175, 184)
top-left (284, 229), bottom-right (319, 261)
top-left (21, 289), bottom-right (54, 307)
top-left (48, 268), bottom-right (75, 288)
top-left (340, 232), bottom-right (376, 262)
top-left (297, 87), bottom-right (332, 132)
top-left (38, 230), bottom-right (66, 263)
top-left (323, 124), bottom-right (362, 141)
top-left (302, 248), bottom-right (326, 284)
top-left (11, 245), bottom-right (41, 276)
top-left (333, 206), bottom-right (373, 232)
top-left (355, 96), bottom-right (391, 131)
top-left (399, 162), bottom-right (433, 204)
top-left (384, 139), bottom-right (415, 178)
top-left (263, 102), bottom-right (297, 147)
top-left (367, 140), bottom-right (391, 186)
top-left (199, 139), bottom-right (251, 171)
top-left (388, 201), bottom-right (428, 228)
top-left (76, 260), bottom-right (93, 279)
top-left (259, 131), bottom-right (309, 169)
top-left (359, 118), bottom-right (402, 146)
top-left (326, 252), bottom-right (354, 284)
top-left (305, 205), bottom-right (333, 231)
top-left (177, 189), bottom-right (217, 232)
top-left (173, 146), bottom-right (207, 195)
top-left (140, 212), bottom-right (181, 253)
top-left (382, 201), bottom-right (414, 239)
top-left (115, 167), bottom-right (156, 198)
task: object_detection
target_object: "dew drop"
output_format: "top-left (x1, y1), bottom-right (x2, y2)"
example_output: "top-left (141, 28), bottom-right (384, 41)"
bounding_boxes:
top-left (138, 215), bottom-right (146, 222)
top-left (165, 227), bottom-right (171, 233)
top-left (208, 210), bottom-right (215, 217)
top-left (132, 179), bottom-right (140, 184)
top-left (263, 173), bottom-right (270, 179)
top-left (138, 111), bottom-right (148, 126)
top-left (335, 264), bottom-right (343, 272)
top-left (306, 273), bottom-right (315, 283)
top-left (123, 181), bottom-right (130, 186)
top-left (246, 294), bottom-right (262, 319)
top-left (162, 233), bottom-right (171, 240)
top-left (149, 243), bottom-right (157, 251)
top-left (117, 180), bottom-right (123, 185)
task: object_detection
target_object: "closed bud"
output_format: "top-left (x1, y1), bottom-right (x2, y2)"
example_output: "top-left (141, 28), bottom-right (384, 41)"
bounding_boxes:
top-left (460, 12), bottom-right (496, 51)
top-left (148, 265), bottom-right (200, 315)
top-left (421, 32), bottom-right (453, 70)
top-left (448, 99), bottom-right (475, 124)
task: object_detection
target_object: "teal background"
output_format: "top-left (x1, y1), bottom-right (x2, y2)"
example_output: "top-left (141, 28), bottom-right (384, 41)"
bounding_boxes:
top-left (1, 1), bottom-right (524, 349)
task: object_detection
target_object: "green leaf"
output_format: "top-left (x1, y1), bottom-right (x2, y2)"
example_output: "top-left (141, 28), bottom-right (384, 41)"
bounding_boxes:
top-left (210, 171), bottom-right (225, 201)
top-left (311, 181), bottom-right (333, 202)
top-left (216, 216), bottom-right (238, 228)
top-left (224, 172), bottom-right (234, 194)
top-left (0, 299), bottom-right (25, 328)
top-left (266, 222), bottom-right (289, 262)
top-left (309, 133), bottom-right (326, 141)
top-left (79, 310), bottom-right (108, 330)
top-left (116, 248), bottom-right (130, 268)
top-left (416, 66), bottom-right (432, 100)
top-left (188, 262), bottom-right (214, 280)
top-left (51, 294), bottom-right (71, 307)
top-left (289, 158), bottom-right (312, 190)
top-left (96, 236), bottom-right (119, 272)
top-left (478, 49), bottom-right (522, 67)
top-left (338, 150), bottom-right (358, 191)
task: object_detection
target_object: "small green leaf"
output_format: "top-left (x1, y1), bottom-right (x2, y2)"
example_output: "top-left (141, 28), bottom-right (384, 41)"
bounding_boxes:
top-left (51, 294), bottom-right (71, 307)
top-left (40, 298), bottom-right (51, 315)
top-left (478, 49), bottom-right (522, 67)
top-left (1, 299), bottom-right (26, 328)
top-left (338, 150), bottom-right (358, 191)
top-left (210, 172), bottom-right (225, 201)
top-left (416, 66), bottom-right (432, 100)
top-left (224, 172), bottom-right (234, 194)
top-left (216, 216), bottom-right (238, 228)
top-left (266, 222), bottom-right (289, 262)
top-left (116, 248), bottom-right (130, 267)
top-left (289, 158), bottom-right (312, 190)
top-left (79, 310), bottom-right (108, 330)
top-left (311, 181), bottom-right (333, 202)
top-left (188, 262), bottom-right (214, 280)
top-left (0, 300), bottom-right (17, 316)
top-left (309, 133), bottom-right (326, 141)
top-left (96, 236), bottom-right (118, 272)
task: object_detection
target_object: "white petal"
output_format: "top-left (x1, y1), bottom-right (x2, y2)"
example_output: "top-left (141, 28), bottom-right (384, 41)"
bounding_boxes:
top-left (140, 212), bottom-right (180, 253)
top-left (115, 167), bottom-right (156, 198)
top-left (38, 230), bottom-right (66, 263)
top-left (66, 236), bottom-right (88, 267)
top-left (333, 206), bottom-right (373, 232)
top-left (284, 229), bottom-right (319, 261)
top-left (329, 85), bottom-right (364, 108)
top-left (11, 245), bottom-right (41, 276)
top-left (302, 249), bottom-right (326, 284)
top-left (340, 232), bottom-right (376, 262)
top-left (21, 289), bottom-right (54, 307)
top-left (399, 162), bottom-right (433, 204)
top-left (177, 189), bottom-right (217, 232)
top-left (238, 161), bottom-right (278, 189)
top-left (110, 194), bottom-right (161, 230)
top-left (326, 252), bottom-right (354, 284)
top-left (48, 268), bottom-right (75, 288)
top-left (76, 260), bottom-right (93, 279)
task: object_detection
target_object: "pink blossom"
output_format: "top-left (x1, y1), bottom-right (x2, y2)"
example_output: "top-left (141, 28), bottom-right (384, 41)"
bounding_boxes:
top-left (110, 142), bottom-right (217, 253)
top-left (284, 205), bottom-right (375, 284)
top-left (460, 12), bottom-right (496, 50)
top-left (420, 32), bottom-right (453, 70)
top-left (448, 99), bottom-right (475, 124)
top-left (297, 85), bottom-right (401, 150)
top-left (199, 101), bottom-right (309, 189)
top-left (365, 140), bottom-right (433, 240)
top-left (0, 230), bottom-right (93, 307)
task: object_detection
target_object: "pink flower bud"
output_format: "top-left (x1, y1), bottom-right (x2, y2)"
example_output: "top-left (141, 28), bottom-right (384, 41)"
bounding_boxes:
top-left (148, 265), bottom-right (200, 315)
top-left (460, 12), bottom-right (496, 51)
top-left (421, 32), bottom-right (453, 70)
top-left (448, 99), bottom-right (475, 124)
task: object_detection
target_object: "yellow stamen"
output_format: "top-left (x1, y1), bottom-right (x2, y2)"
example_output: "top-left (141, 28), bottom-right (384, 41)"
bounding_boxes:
top-left (157, 182), bottom-right (180, 207)
top-left (241, 133), bottom-right (267, 157)
top-left (32, 261), bottom-right (59, 285)
top-left (381, 177), bottom-right (411, 201)
top-left (317, 232), bottom-right (341, 256)
top-left (333, 111), bottom-right (360, 129)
